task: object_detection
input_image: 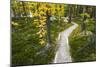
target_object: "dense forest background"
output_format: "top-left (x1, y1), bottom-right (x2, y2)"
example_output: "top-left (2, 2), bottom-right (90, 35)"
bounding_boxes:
top-left (11, 0), bottom-right (96, 66)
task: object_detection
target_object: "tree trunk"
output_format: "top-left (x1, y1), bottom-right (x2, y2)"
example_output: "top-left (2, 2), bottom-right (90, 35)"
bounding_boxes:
top-left (81, 6), bottom-right (86, 32)
top-left (91, 7), bottom-right (96, 20)
top-left (68, 5), bottom-right (72, 23)
top-left (46, 10), bottom-right (51, 45)
top-left (22, 2), bottom-right (27, 16)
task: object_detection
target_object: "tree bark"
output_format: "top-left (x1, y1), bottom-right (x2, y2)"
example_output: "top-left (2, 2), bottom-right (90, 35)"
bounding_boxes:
top-left (46, 10), bottom-right (51, 45)
top-left (68, 5), bottom-right (72, 23)
top-left (81, 6), bottom-right (86, 32)
top-left (22, 2), bottom-right (27, 16)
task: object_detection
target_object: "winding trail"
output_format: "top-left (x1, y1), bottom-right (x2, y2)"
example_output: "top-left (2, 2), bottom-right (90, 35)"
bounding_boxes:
top-left (53, 22), bottom-right (78, 63)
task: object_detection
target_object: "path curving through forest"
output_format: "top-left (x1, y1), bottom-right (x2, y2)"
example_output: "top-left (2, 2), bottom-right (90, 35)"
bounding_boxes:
top-left (53, 22), bottom-right (78, 63)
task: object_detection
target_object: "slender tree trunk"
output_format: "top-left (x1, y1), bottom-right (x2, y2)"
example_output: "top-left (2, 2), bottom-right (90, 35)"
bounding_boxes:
top-left (46, 10), bottom-right (51, 45)
top-left (91, 7), bottom-right (96, 20)
top-left (76, 5), bottom-right (80, 17)
top-left (68, 5), bottom-right (72, 23)
top-left (73, 5), bottom-right (75, 18)
top-left (22, 2), bottom-right (27, 16)
top-left (81, 6), bottom-right (86, 32)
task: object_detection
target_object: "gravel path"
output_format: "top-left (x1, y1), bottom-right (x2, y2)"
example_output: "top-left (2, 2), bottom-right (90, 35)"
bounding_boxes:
top-left (53, 22), bottom-right (78, 63)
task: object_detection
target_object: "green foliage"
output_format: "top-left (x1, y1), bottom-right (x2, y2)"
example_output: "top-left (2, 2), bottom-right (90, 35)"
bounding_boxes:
top-left (12, 17), bottom-right (44, 65)
top-left (70, 34), bottom-right (96, 62)
top-left (69, 18), bottom-right (96, 62)
top-left (11, 1), bottom-right (96, 65)
top-left (85, 19), bottom-right (96, 33)
top-left (80, 13), bottom-right (90, 18)
top-left (12, 16), bottom-right (72, 65)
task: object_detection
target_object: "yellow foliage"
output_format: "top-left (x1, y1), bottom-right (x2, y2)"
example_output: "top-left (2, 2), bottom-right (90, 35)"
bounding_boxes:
top-left (37, 24), bottom-right (44, 28)
top-left (33, 12), bottom-right (39, 16)
top-left (36, 30), bottom-right (41, 35)
top-left (40, 20), bottom-right (46, 23)
top-left (39, 11), bottom-right (45, 15)
top-left (39, 34), bottom-right (43, 38)
top-left (34, 19), bottom-right (38, 22)
top-left (41, 31), bottom-right (47, 35)
top-left (40, 39), bottom-right (45, 45)
top-left (12, 22), bottom-right (19, 26)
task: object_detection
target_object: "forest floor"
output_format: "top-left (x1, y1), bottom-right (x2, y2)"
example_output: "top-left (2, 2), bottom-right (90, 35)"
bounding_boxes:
top-left (53, 22), bottom-right (78, 63)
